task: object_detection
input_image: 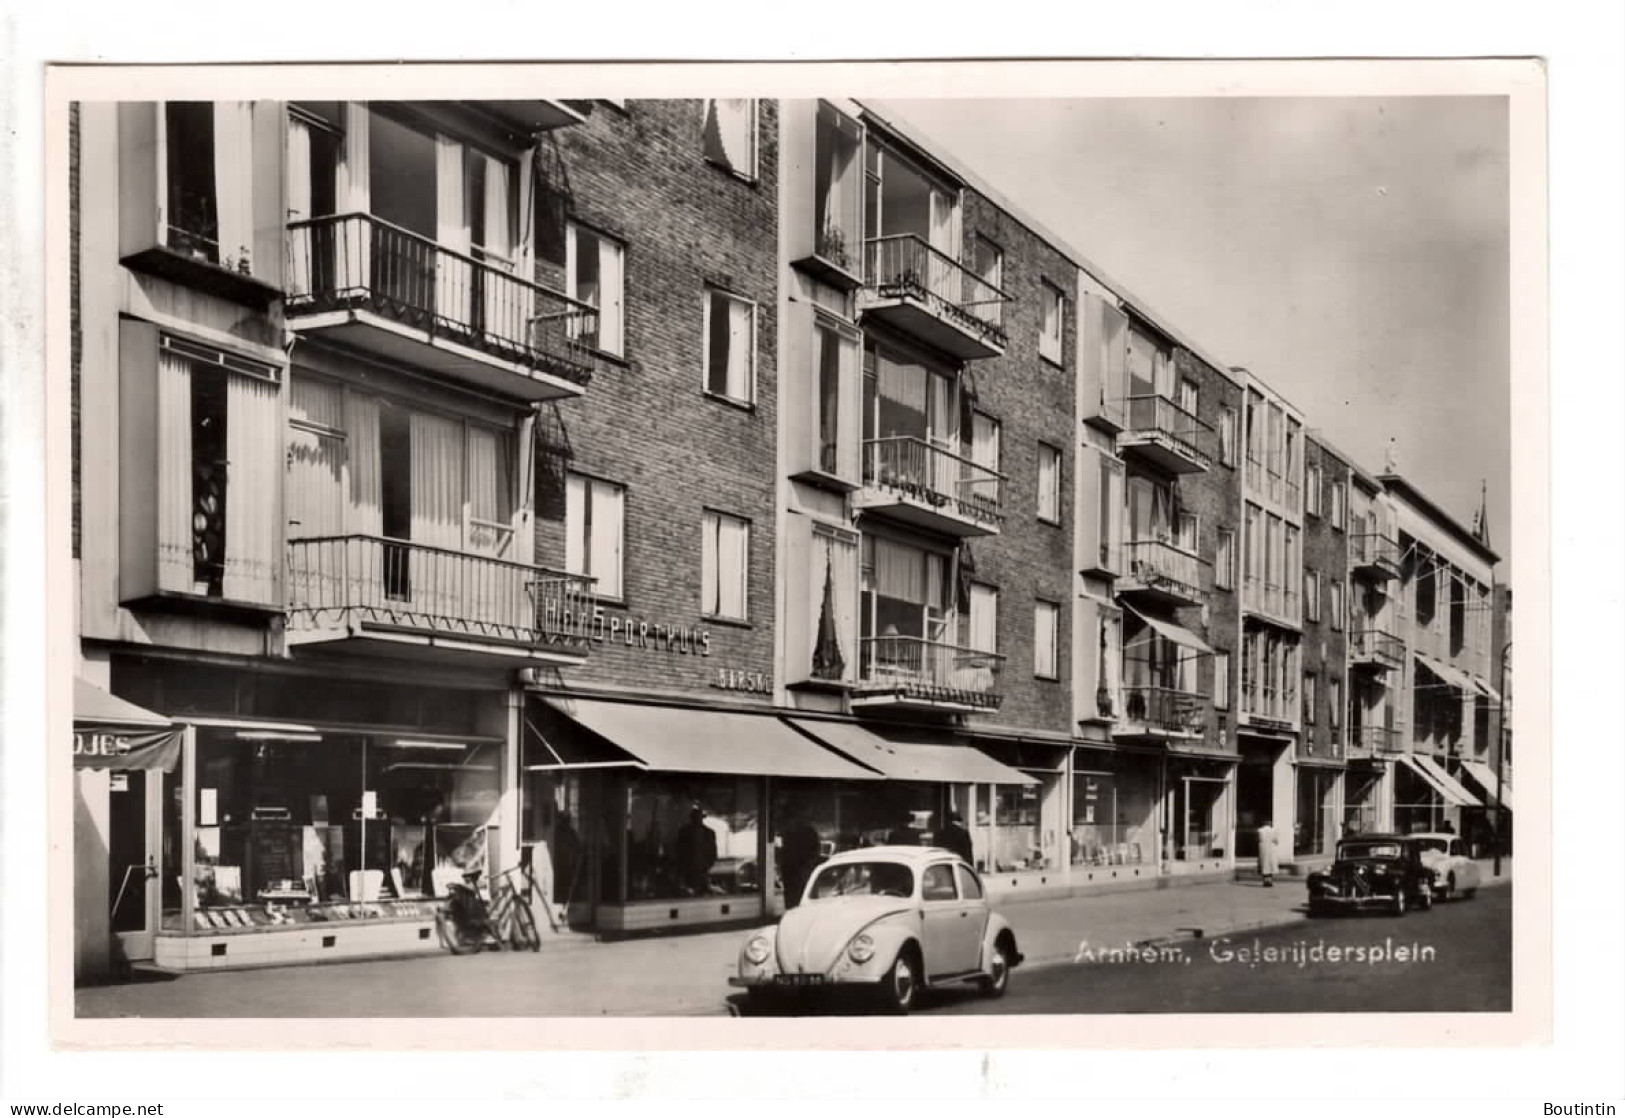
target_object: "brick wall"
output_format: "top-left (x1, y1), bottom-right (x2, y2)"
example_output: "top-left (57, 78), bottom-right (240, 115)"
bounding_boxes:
top-left (532, 100), bottom-right (780, 702)
top-left (958, 192), bottom-right (1078, 735)
top-left (1302, 437), bottom-right (1351, 758)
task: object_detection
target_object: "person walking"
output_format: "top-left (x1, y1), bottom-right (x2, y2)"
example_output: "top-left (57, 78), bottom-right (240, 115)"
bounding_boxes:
top-left (779, 811), bottom-right (822, 910)
top-left (934, 810), bottom-right (975, 866)
top-left (1256, 820), bottom-right (1279, 887)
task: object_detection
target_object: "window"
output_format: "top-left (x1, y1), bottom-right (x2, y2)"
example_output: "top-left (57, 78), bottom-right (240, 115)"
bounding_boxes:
top-left (704, 289), bottom-right (756, 404)
top-left (955, 864), bottom-right (984, 900)
top-left (1176, 510), bottom-right (1199, 554)
top-left (1220, 406), bottom-right (1237, 467)
top-left (1330, 581), bottom-right (1345, 632)
top-left (702, 99), bottom-right (757, 180)
top-left (1039, 281), bottom-right (1065, 365)
top-left (565, 474), bottom-right (625, 600)
top-left (164, 102), bottom-right (221, 263)
top-left (811, 315), bottom-right (859, 478)
top-left (1215, 529), bottom-right (1236, 589)
top-left (1034, 601), bottom-right (1060, 680)
top-left (1304, 672), bottom-right (1318, 724)
top-left (921, 864), bottom-right (958, 901)
top-left (1306, 464), bottom-right (1322, 516)
top-left (1305, 570), bottom-right (1321, 622)
top-left (1214, 652), bottom-right (1231, 710)
top-left (813, 102), bottom-right (862, 272)
top-left (1037, 443), bottom-right (1062, 524)
top-left (1329, 677), bottom-right (1343, 733)
top-left (702, 511), bottom-right (750, 621)
top-left (1416, 555), bottom-right (1436, 626)
top-left (967, 582), bottom-right (999, 655)
top-left (1178, 378), bottom-right (1198, 417)
top-left (972, 237), bottom-right (1005, 328)
top-left (1330, 481), bottom-right (1347, 530)
top-left (566, 224), bottom-right (625, 357)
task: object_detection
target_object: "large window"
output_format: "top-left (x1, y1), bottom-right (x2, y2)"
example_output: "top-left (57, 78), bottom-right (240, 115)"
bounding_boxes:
top-left (1294, 768), bottom-right (1338, 857)
top-left (813, 102), bottom-right (862, 273)
top-left (864, 141), bottom-right (960, 255)
top-left (860, 535), bottom-right (952, 681)
top-left (1071, 760), bottom-right (1155, 868)
top-left (621, 773), bottom-right (760, 903)
top-left (1039, 280), bottom-right (1066, 365)
top-left (164, 102), bottom-right (221, 263)
top-left (811, 315), bottom-right (859, 478)
top-left (566, 223), bottom-right (625, 357)
top-left (565, 473), bottom-right (625, 600)
top-left (704, 289), bottom-right (756, 405)
top-left (1034, 601), bottom-right (1060, 680)
top-left (1037, 443), bottom-right (1062, 524)
top-left (702, 99), bottom-right (757, 180)
top-left (701, 510), bottom-right (750, 621)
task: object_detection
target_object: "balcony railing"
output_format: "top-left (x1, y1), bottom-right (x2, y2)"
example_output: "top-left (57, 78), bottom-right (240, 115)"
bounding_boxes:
top-left (856, 635), bottom-right (1005, 710)
top-left (1244, 576), bottom-right (1302, 627)
top-left (1121, 539), bottom-right (1209, 603)
top-left (285, 535), bottom-right (596, 654)
top-left (1242, 683), bottom-right (1297, 727)
top-left (862, 234), bottom-right (1011, 351)
top-left (1120, 685), bottom-right (1206, 735)
top-left (1350, 725), bottom-right (1401, 754)
top-left (285, 213), bottom-right (600, 388)
top-left (1350, 628), bottom-right (1405, 670)
top-left (1121, 394), bottom-right (1213, 471)
top-left (862, 436), bottom-right (1005, 529)
top-left (1351, 532), bottom-right (1402, 580)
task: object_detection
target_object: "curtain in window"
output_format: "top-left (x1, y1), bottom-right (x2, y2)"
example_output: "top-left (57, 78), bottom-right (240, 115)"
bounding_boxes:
top-left (514, 144), bottom-right (536, 325)
top-left (704, 99), bottom-right (753, 175)
top-left (876, 354), bottom-right (926, 430)
top-left (564, 474), bottom-right (586, 579)
top-left (968, 584), bottom-right (997, 653)
top-left (703, 514), bottom-right (748, 620)
top-left (708, 293), bottom-right (752, 400)
top-left (286, 376), bottom-right (346, 539)
top-left (596, 237), bottom-right (623, 357)
top-left (873, 537), bottom-right (926, 604)
top-left (407, 411), bottom-right (466, 620)
top-left (338, 104), bottom-right (371, 291)
top-left (466, 427), bottom-right (513, 558)
top-left (286, 116), bottom-right (313, 299)
top-left (928, 187), bottom-right (960, 304)
top-left (813, 323), bottom-right (841, 473)
top-left (479, 153), bottom-right (515, 340)
top-left (345, 392), bottom-right (382, 538)
top-left (156, 350), bottom-right (194, 594)
top-left (221, 372), bottom-right (281, 604)
top-left (211, 102), bottom-right (254, 274)
top-left (589, 482), bottom-right (623, 598)
top-left (435, 135), bottom-right (471, 327)
top-left (1035, 604), bottom-right (1057, 677)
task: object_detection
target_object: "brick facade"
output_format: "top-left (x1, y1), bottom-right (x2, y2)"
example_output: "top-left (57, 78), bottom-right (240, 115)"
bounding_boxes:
top-left (1302, 436), bottom-right (1351, 760)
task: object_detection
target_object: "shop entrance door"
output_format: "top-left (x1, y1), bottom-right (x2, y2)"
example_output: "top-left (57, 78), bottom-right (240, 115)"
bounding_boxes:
top-left (108, 770), bottom-right (162, 963)
top-left (1234, 756), bottom-right (1274, 860)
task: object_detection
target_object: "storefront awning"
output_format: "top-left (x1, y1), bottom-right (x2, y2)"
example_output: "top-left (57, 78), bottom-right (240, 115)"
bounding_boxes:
top-left (1458, 758), bottom-right (1509, 809)
top-left (1415, 653), bottom-right (1474, 694)
top-left (1121, 604), bottom-right (1213, 655)
top-left (1472, 677), bottom-right (1502, 702)
top-left (73, 677), bottom-right (184, 772)
top-left (1396, 753), bottom-right (1482, 807)
top-left (785, 719), bottom-right (1038, 786)
top-left (542, 699), bottom-right (882, 781)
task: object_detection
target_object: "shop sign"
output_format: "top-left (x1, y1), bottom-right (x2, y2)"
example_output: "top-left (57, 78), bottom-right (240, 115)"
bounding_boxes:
top-left (548, 602), bottom-right (715, 656)
top-left (73, 724), bottom-right (183, 772)
top-left (711, 668), bottom-right (771, 694)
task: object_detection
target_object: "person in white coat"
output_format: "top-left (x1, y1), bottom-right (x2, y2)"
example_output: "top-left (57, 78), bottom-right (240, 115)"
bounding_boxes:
top-left (1256, 821), bottom-right (1279, 887)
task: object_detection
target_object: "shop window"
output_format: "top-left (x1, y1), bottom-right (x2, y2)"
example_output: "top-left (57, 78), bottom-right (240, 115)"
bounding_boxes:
top-left (1034, 600), bottom-right (1060, 680)
top-left (813, 102), bottom-right (862, 273)
top-left (620, 774), bottom-right (761, 903)
top-left (993, 784), bottom-right (1044, 871)
top-left (1039, 280), bottom-right (1065, 365)
top-left (704, 289), bottom-right (756, 405)
top-left (702, 98), bottom-right (757, 180)
top-left (565, 473), bottom-right (625, 600)
top-left (701, 510), bottom-right (750, 621)
top-left (1070, 764), bottom-right (1154, 867)
top-left (566, 223), bottom-right (625, 357)
top-left (1036, 442), bottom-right (1062, 524)
top-left (1294, 768), bottom-right (1337, 857)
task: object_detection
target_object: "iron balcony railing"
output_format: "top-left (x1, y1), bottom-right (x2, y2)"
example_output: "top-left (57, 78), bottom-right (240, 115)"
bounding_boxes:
top-left (1350, 725), bottom-right (1401, 754)
top-left (1350, 627), bottom-right (1405, 668)
top-left (285, 535), bottom-right (597, 652)
top-left (863, 234), bottom-right (1011, 349)
top-left (1122, 538), bottom-right (1209, 601)
top-left (1122, 394), bottom-right (1214, 467)
top-left (1351, 532), bottom-right (1402, 576)
top-left (1121, 685), bottom-right (1207, 735)
top-left (862, 436), bottom-right (1005, 528)
top-left (857, 635), bottom-right (1005, 710)
top-left (285, 213), bottom-right (600, 387)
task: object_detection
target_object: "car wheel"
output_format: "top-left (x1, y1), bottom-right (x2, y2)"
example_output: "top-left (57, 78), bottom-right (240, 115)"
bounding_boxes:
top-left (979, 940), bottom-right (1011, 999)
top-left (880, 946), bottom-right (921, 1015)
top-left (1307, 898), bottom-right (1328, 918)
top-left (1417, 880), bottom-right (1434, 911)
top-left (1390, 888), bottom-right (1407, 917)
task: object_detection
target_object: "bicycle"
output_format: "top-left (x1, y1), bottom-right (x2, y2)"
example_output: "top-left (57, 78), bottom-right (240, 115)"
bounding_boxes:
top-left (435, 865), bottom-right (542, 954)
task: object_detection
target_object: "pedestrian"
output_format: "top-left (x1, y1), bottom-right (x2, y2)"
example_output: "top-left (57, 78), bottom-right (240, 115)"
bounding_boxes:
top-left (1256, 820), bottom-right (1279, 887)
top-left (674, 806), bottom-right (718, 896)
top-left (934, 810), bottom-right (975, 866)
top-left (779, 810), bottom-right (822, 910)
top-left (886, 810), bottom-right (920, 846)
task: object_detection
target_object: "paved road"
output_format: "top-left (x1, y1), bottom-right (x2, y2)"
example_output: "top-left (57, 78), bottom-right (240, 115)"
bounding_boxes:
top-left (894, 886), bottom-right (1510, 1016)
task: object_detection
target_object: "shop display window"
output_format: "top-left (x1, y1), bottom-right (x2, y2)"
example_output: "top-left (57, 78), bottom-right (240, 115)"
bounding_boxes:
top-left (614, 774), bottom-right (761, 904)
top-left (1069, 766), bottom-right (1155, 867)
top-left (991, 783), bottom-right (1044, 871)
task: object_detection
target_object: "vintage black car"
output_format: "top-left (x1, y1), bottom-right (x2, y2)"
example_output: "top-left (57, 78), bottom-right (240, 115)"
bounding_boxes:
top-left (1306, 834), bottom-right (1436, 916)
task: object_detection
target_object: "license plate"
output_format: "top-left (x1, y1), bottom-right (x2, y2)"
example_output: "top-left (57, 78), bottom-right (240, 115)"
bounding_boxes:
top-left (773, 974), bottom-right (828, 986)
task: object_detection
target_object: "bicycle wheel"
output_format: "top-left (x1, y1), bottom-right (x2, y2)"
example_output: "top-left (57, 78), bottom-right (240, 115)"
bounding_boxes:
top-left (436, 906), bottom-right (484, 956)
top-left (509, 895), bottom-right (542, 952)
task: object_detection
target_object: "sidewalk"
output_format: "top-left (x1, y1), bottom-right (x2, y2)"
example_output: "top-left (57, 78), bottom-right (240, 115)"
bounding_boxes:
top-left (76, 862), bottom-right (1510, 1019)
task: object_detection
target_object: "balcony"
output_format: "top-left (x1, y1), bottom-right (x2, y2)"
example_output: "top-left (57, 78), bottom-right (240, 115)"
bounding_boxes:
top-left (853, 636), bottom-right (1004, 713)
top-left (285, 213), bottom-right (600, 403)
top-left (859, 234), bottom-right (1010, 360)
top-left (1243, 577), bottom-right (1302, 630)
top-left (1241, 685), bottom-right (1296, 731)
top-left (1114, 685), bottom-right (1206, 740)
top-left (1118, 395), bottom-right (1212, 474)
top-left (1350, 628), bottom-right (1405, 672)
top-left (1119, 539), bottom-right (1209, 608)
top-left (1351, 532), bottom-right (1402, 582)
top-left (285, 535), bottom-right (596, 668)
top-left (1349, 725), bottom-right (1401, 755)
top-left (853, 436), bottom-right (1004, 538)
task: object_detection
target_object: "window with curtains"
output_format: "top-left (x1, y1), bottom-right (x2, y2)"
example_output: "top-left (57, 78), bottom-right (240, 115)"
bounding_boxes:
top-left (701, 511), bottom-right (750, 621)
top-left (1305, 569), bottom-right (1321, 622)
top-left (1331, 581), bottom-right (1345, 632)
top-left (1220, 406), bottom-right (1237, 467)
top-left (813, 102), bottom-right (862, 273)
top-left (1214, 651), bottom-right (1230, 710)
top-left (1330, 480), bottom-right (1347, 530)
top-left (1034, 600), bottom-right (1060, 680)
top-left (566, 223), bottom-right (625, 358)
top-left (972, 237), bottom-right (1004, 328)
top-left (967, 410), bottom-right (1001, 506)
top-left (967, 582), bottom-right (998, 655)
top-left (565, 474), bottom-right (625, 601)
top-left (1304, 672), bottom-right (1318, 724)
top-left (702, 99), bottom-right (757, 180)
top-left (704, 289), bottom-right (756, 404)
top-left (860, 534), bottom-right (952, 650)
top-left (1039, 281), bottom-right (1065, 365)
top-left (1178, 378), bottom-right (1198, 417)
top-left (1037, 443), bottom-right (1062, 524)
top-left (162, 101), bottom-right (254, 272)
top-left (811, 314), bottom-right (858, 479)
top-left (1215, 529), bottom-right (1236, 589)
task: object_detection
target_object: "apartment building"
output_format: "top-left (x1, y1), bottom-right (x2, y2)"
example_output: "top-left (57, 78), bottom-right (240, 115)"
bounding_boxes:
top-left (1343, 463), bottom-right (1404, 833)
top-left (1296, 434), bottom-right (1351, 865)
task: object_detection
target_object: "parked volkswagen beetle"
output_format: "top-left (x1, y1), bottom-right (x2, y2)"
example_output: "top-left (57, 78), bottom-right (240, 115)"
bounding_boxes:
top-left (729, 846), bottom-right (1022, 1014)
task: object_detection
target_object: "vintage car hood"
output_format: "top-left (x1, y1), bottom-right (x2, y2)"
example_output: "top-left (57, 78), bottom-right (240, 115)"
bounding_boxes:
top-left (775, 896), bottom-right (915, 975)
top-left (1325, 857), bottom-right (1405, 878)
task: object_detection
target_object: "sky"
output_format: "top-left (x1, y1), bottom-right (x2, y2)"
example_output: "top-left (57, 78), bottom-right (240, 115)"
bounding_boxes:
top-left (885, 96), bottom-right (1512, 578)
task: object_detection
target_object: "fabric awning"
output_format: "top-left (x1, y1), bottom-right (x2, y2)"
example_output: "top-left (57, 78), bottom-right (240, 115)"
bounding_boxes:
top-left (1121, 603), bottom-right (1213, 655)
top-left (73, 677), bottom-right (184, 772)
top-left (1472, 677), bottom-right (1502, 703)
top-left (1458, 759), bottom-right (1509, 809)
top-left (786, 719), bottom-right (1038, 786)
top-left (1415, 653), bottom-right (1473, 694)
top-left (1396, 753), bottom-right (1482, 807)
top-left (542, 699), bottom-right (882, 781)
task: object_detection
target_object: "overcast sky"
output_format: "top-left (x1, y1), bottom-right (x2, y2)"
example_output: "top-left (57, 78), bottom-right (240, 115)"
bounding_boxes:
top-left (885, 96), bottom-right (1511, 577)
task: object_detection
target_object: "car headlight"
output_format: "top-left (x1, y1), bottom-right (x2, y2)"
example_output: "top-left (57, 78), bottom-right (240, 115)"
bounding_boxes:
top-left (847, 934), bottom-right (876, 965)
top-left (743, 933), bottom-right (773, 966)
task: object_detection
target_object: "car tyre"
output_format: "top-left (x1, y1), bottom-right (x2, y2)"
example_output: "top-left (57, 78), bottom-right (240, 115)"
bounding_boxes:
top-left (880, 946), bottom-right (921, 1015)
top-left (1417, 880), bottom-right (1434, 911)
top-left (1389, 888), bottom-right (1407, 917)
top-left (979, 940), bottom-right (1011, 999)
